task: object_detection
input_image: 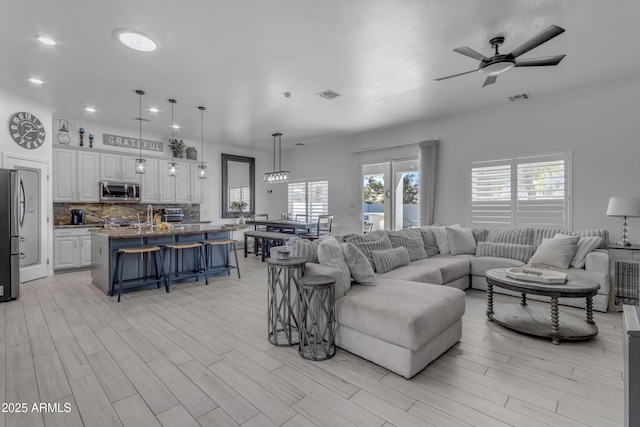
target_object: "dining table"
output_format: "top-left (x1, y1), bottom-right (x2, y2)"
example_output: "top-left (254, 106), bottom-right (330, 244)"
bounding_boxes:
top-left (244, 219), bottom-right (317, 234)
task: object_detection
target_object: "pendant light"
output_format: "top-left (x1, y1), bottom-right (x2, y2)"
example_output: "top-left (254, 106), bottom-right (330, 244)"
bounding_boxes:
top-left (197, 106), bottom-right (207, 179)
top-left (263, 132), bottom-right (291, 183)
top-left (134, 90), bottom-right (146, 174)
top-left (167, 98), bottom-right (178, 177)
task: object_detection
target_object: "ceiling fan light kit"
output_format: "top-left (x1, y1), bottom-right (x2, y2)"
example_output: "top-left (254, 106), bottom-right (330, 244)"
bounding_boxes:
top-left (436, 24), bottom-right (566, 87)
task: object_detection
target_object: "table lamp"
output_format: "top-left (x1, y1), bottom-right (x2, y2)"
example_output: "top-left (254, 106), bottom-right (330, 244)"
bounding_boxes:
top-left (606, 197), bottom-right (640, 246)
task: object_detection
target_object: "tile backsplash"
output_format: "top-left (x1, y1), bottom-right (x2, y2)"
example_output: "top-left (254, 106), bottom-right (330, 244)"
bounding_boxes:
top-left (53, 203), bottom-right (200, 225)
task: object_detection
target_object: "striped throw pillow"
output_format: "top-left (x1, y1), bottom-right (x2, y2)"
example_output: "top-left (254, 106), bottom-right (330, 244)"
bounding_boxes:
top-left (372, 247), bottom-right (410, 274)
top-left (554, 234), bottom-right (603, 269)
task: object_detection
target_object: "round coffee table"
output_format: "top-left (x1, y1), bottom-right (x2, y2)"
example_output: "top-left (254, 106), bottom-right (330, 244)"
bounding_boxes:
top-left (485, 268), bottom-right (600, 345)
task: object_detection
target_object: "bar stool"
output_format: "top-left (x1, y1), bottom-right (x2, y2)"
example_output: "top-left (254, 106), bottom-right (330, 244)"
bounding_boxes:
top-left (164, 242), bottom-right (208, 291)
top-left (206, 239), bottom-right (240, 278)
top-left (111, 245), bottom-right (166, 302)
top-left (297, 275), bottom-right (336, 360)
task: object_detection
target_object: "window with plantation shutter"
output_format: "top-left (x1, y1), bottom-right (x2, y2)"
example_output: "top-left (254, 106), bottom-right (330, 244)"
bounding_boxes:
top-left (287, 180), bottom-right (329, 220)
top-left (228, 186), bottom-right (251, 211)
top-left (470, 153), bottom-right (570, 228)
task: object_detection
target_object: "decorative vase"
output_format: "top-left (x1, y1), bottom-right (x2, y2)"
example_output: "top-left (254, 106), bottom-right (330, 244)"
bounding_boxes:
top-left (173, 149), bottom-right (183, 158)
top-left (239, 214), bottom-right (245, 224)
top-left (186, 147), bottom-right (197, 160)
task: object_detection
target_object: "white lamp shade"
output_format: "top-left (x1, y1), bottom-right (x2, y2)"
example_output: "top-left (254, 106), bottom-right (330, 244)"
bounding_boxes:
top-left (606, 197), bottom-right (640, 217)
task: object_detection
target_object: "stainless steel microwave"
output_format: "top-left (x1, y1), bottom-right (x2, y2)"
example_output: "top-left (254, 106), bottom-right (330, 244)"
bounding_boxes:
top-left (99, 181), bottom-right (141, 203)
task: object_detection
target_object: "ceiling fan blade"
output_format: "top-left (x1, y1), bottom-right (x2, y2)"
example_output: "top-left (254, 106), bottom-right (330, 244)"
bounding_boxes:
top-left (509, 25), bottom-right (565, 58)
top-left (515, 55), bottom-right (566, 67)
top-left (434, 69), bottom-right (478, 81)
top-left (453, 47), bottom-right (487, 62)
top-left (482, 75), bottom-right (497, 87)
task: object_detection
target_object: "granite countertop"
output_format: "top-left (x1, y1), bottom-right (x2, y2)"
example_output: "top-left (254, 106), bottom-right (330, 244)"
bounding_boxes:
top-left (91, 224), bottom-right (235, 238)
top-left (54, 221), bottom-right (212, 229)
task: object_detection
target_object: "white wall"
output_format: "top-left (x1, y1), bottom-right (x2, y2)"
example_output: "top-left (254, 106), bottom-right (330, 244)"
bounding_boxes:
top-left (279, 78), bottom-right (640, 242)
top-left (0, 89), bottom-right (54, 275)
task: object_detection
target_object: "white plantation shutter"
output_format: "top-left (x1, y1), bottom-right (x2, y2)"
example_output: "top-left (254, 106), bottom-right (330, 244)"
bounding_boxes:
top-left (516, 154), bottom-right (568, 227)
top-left (229, 186), bottom-right (251, 211)
top-left (470, 153), bottom-right (570, 228)
top-left (288, 180), bottom-right (329, 220)
top-left (471, 160), bottom-right (512, 227)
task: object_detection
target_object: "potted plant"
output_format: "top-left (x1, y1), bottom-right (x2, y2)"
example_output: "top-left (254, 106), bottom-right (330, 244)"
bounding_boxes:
top-left (230, 200), bottom-right (248, 223)
top-left (168, 138), bottom-right (186, 158)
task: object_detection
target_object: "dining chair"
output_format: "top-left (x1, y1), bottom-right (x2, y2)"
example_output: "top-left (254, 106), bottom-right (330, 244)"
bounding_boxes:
top-left (301, 215), bottom-right (334, 240)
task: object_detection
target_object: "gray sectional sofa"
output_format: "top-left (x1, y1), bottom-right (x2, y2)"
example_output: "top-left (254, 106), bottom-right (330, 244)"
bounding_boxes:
top-left (275, 225), bottom-right (609, 379)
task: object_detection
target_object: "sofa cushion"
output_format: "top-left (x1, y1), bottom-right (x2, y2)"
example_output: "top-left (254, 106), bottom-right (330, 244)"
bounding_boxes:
top-left (475, 242), bottom-right (533, 263)
top-left (410, 256), bottom-right (471, 284)
top-left (285, 237), bottom-right (319, 263)
top-left (487, 227), bottom-right (534, 245)
top-left (372, 247), bottom-right (410, 274)
top-left (335, 279), bottom-right (466, 351)
top-left (470, 256), bottom-right (526, 277)
top-left (471, 228), bottom-right (490, 244)
top-left (343, 232), bottom-right (393, 268)
top-left (529, 236), bottom-right (579, 269)
top-left (418, 227), bottom-right (440, 257)
top-left (376, 264), bottom-right (444, 284)
top-left (423, 224), bottom-right (461, 254)
top-left (343, 243), bottom-right (375, 285)
top-left (387, 229), bottom-right (428, 261)
top-left (317, 236), bottom-right (352, 293)
top-left (446, 227), bottom-right (477, 255)
top-left (533, 228), bottom-right (609, 250)
top-left (554, 234), bottom-right (603, 269)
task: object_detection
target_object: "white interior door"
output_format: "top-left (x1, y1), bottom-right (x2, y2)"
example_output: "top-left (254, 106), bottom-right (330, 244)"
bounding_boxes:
top-left (2, 154), bottom-right (49, 282)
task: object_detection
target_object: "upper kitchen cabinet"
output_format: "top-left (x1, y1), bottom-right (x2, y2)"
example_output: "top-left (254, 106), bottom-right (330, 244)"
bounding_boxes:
top-left (140, 158), bottom-right (159, 203)
top-left (53, 148), bottom-right (100, 202)
top-left (176, 161), bottom-right (204, 204)
top-left (101, 153), bottom-right (139, 182)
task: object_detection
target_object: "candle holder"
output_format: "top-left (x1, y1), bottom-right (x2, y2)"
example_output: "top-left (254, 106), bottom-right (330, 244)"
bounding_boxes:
top-left (89, 134), bottom-right (94, 148)
top-left (79, 128), bottom-right (85, 147)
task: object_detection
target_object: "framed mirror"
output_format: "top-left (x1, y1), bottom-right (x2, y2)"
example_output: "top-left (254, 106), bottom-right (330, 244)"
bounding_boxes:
top-left (221, 153), bottom-right (255, 218)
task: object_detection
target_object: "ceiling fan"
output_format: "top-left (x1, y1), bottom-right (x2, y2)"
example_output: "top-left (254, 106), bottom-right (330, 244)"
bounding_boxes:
top-left (435, 25), bottom-right (566, 87)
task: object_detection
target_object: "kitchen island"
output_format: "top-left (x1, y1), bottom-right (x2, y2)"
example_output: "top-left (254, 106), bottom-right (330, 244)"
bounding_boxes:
top-left (91, 224), bottom-right (241, 296)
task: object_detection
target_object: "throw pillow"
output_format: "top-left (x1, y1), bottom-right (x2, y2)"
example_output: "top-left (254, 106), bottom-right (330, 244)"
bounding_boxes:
top-left (371, 247), bottom-right (410, 274)
top-left (317, 236), bottom-right (352, 293)
top-left (445, 227), bottom-right (477, 255)
top-left (425, 224), bottom-right (461, 255)
top-left (343, 232), bottom-right (393, 268)
top-left (486, 227), bottom-right (534, 245)
top-left (418, 227), bottom-right (440, 257)
top-left (285, 237), bottom-right (319, 263)
top-left (554, 234), bottom-right (603, 269)
top-left (528, 236), bottom-right (579, 269)
top-left (342, 243), bottom-right (376, 285)
top-left (475, 242), bottom-right (533, 263)
top-left (387, 229), bottom-right (428, 261)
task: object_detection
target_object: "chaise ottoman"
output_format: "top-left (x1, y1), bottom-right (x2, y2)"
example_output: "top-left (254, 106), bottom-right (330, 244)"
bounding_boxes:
top-left (334, 278), bottom-right (465, 378)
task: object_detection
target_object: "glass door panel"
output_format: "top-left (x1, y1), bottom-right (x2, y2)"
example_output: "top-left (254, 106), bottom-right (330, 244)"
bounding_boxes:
top-left (393, 159), bottom-right (420, 229)
top-left (362, 162), bottom-right (390, 231)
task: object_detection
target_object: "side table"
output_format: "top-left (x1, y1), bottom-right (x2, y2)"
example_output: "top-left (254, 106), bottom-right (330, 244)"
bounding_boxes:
top-left (608, 245), bottom-right (640, 311)
top-left (297, 275), bottom-right (336, 360)
top-left (267, 257), bottom-right (305, 346)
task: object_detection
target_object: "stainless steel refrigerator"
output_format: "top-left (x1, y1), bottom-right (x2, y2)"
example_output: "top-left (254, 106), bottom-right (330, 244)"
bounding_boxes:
top-left (0, 169), bottom-right (20, 301)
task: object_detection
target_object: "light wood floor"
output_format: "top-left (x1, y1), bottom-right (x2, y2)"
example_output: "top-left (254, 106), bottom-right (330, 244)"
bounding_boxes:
top-left (1, 255), bottom-right (624, 427)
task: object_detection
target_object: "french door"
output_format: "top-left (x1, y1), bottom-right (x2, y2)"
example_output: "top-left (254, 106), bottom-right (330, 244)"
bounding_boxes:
top-left (362, 158), bottom-right (420, 231)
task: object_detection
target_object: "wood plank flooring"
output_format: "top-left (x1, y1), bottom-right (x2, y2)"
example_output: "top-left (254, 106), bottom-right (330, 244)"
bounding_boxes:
top-left (0, 255), bottom-right (624, 426)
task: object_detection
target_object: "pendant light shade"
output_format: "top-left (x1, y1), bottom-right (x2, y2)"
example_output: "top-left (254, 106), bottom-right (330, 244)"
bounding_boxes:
top-left (263, 132), bottom-right (291, 183)
top-left (197, 106), bottom-right (206, 179)
top-left (134, 90), bottom-right (146, 174)
top-left (168, 98), bottom-right (178, 177)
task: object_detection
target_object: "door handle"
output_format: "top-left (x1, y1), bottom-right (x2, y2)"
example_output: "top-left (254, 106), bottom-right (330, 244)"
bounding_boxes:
top-left (19, 253), bottom-right (25, 259)
top-left (19, 237), bottom-right (25, 242)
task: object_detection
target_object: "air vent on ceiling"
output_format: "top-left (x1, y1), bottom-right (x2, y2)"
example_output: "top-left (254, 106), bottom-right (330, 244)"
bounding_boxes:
top-left (317, 89), bottom-right (341, 100)
top-left (508, 93), bottom-right (530, 102)
top-left (135, 117), bottom-right (151, 122)
top-left (295, 142), bottom-right (305, 146)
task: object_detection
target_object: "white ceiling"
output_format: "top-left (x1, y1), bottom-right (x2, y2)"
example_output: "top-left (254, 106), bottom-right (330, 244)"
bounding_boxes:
top-left (2, 1), bottom-right (640, 150)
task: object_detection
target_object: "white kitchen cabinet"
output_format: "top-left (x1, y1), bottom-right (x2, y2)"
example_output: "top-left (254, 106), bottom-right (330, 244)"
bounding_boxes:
top-left (159, 160), bottom-right (176, 203)
top-left (101, 153), bottom-right (139, 182)
top-left (175, 161), bottom-right (191, 204)
top-left (140, 158), bottom-right (160, 203)
top-left (190, 163), bottom-right (205, 203)
top-left (54, 227), bottom-right (93, 270)
top-left (53, 148), bottom-right (100, 202)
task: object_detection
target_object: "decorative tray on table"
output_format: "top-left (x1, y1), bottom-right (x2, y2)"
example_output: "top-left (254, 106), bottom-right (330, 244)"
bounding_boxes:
top-left (506, 267), bottom-right (568, 284)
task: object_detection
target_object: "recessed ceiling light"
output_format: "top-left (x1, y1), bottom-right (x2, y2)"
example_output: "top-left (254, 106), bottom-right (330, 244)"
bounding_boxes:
top-left (85, 107), bottom-right (96, 112)
top-left (149, 108), bottom-right (159, 113)
top-left (171, 124), bottom-right (180, 129)
top-left (28, 78), bottom-right (43, 85)
top-left (36, 35), bottom-right (56, 46)
top-left (113, 28), bottom-right (158, 53)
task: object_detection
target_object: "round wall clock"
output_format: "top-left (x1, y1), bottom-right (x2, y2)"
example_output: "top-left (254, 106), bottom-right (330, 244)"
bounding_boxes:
top-left (8, 112), bottom-right (46, 149)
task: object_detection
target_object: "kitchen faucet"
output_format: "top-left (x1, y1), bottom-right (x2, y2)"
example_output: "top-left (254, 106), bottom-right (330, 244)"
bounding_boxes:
top-left (146, 205), bottom-right (153, 226)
